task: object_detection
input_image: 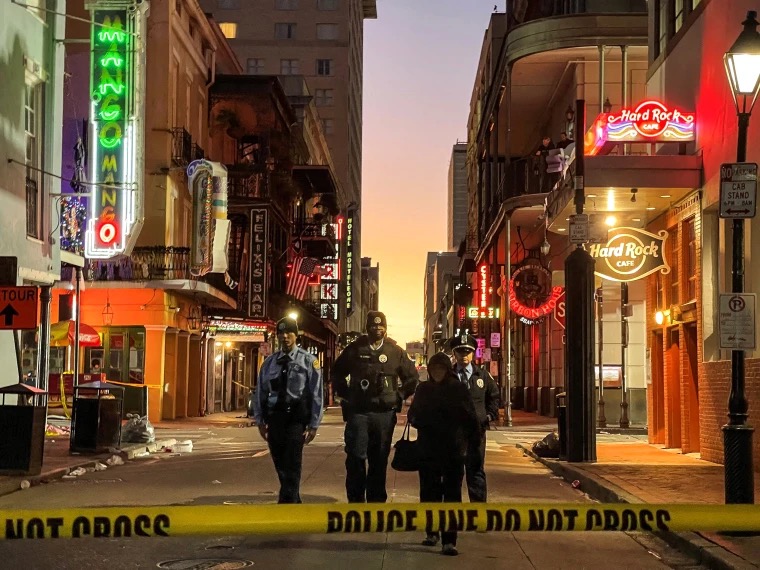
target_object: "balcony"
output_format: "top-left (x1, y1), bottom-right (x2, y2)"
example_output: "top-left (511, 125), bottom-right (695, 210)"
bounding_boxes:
top-left (293, 219), bottom-right (337, 258)
top-left (507, 0), bottom-right (646, 28)
top-left (171, 127), bottom-right (192, 166)
top-left (191, 142), bottom-right (205, 161)
top-left (226, 166), bottom-right (267, 201)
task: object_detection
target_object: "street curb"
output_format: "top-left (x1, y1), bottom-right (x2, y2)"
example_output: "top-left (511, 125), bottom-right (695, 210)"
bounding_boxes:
top-left (0, 438), bottom-right (176, 498)
top-left (516, 443), bottom-right (758, 570)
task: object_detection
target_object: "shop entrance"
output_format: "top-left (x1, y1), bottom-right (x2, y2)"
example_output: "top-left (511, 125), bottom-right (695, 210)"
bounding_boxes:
top-left (650, 331), bottom-right (666, 445)
top-left (684, 323), bottom-right (700, 453)
top-left (665, 327), bottom-right (682, 449)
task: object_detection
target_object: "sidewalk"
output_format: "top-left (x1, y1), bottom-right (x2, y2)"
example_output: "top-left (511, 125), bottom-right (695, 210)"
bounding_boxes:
top-left (518, 437), bottom-right (760, 569)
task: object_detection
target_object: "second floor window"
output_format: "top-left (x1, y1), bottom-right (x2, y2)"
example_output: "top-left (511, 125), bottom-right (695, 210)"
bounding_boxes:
top-left (316, 23), bottom-right (339, 40)
top-left (281, 59), bottom-right (300, 75)
top-left (685, 216), bottom-right (697, 301)
top-left (218, 0), bottom-right (240, 8)
top-left (247, 58), bottom-right (265, 74)
top-left (219, 22), bottom-right (237, 38)
top-left (275, 23), bottom-right (297, 39)
top-left (317, 0), bottom-right (338, 9)
top-left (315, 88), bottom-right (334, 106)
top-left (321, 118), bottom-right (334, 135)
top-left (25, 80), bottom-right (43, 239)
top-left (316, 58), bottom-right (333, 76)
top-left (275, 0), bottom-right (299, 8)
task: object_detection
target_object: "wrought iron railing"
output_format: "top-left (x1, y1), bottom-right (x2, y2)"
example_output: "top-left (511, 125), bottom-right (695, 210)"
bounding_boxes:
top-left (191, 142), bottom-right (205, 161)
top-left (227, 167), bottom-right (266, 200)
top-left (85, 246), bottom-right (191, 282)
top-left (171, 127), bottom-right (192, 166)
top-left (507, 0), bottom-right (646, 29)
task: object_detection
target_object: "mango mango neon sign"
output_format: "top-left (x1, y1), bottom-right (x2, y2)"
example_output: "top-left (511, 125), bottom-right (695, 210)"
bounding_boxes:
top-left (85, 9), bottom-right (136, 259)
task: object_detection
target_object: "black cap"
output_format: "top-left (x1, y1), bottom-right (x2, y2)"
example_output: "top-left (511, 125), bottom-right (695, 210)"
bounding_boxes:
top-left (276, 317), bottom-right (299, 335)
top-left (449, 334), bottom-right (477, 353)
top-left (366, 311), bottom-right (387, 330)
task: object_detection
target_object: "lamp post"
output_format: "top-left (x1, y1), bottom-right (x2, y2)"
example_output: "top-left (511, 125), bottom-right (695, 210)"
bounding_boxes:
top-left (722, 10), bottom-right (760, 505)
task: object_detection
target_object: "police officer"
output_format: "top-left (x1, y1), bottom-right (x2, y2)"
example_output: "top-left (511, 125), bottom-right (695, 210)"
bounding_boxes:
top-left (253, 317), bottom-right (323, 504)
top-left (333, 311), bottom-right (419, 503)
top-left (449, 334), bottom-right (500, 502)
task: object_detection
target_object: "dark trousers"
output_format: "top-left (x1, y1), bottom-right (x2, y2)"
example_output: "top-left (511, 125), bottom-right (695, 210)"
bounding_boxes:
top-left (419, 461), bottom-right (464, 546)
top-left (344, 410), bottom-right (396, 502)
top-left (465, 432), bottom-right (487, 502)
top-left (267, 414), bottom-right (305, 504)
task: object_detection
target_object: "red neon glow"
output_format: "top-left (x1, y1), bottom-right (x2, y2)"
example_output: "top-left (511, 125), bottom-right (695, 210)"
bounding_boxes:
top-left (586, 100), bottom-right (695, 156)
top-left (95, 218), bottom-right (120, 246)
top-left (508, 282), bottom-right (565, 321)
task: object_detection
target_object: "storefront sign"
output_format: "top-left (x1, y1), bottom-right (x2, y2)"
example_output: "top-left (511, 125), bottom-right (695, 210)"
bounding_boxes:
top-left (345, 209), bottom-right (355, 315)
top-left (249, 208), bottom-right (268, 318)
top-left (586, 100), bottom-right (695, 156)
top-left (508, 261), bottom-right (564, 326)
top-left (588, 227), bottom-right (670, 282)
top-left (554, 290), bottom-right (566, 329)
top-left (206, 320), bottom-right (268, 334)
top-left (478, 263), bottom-right (490, 311)
top-left (468, 307), bottom-right (500, 319)
top-left (490, 332), bottom-right (501, 348)
top-left (188, 160), bottom-right (229, 276)
top-left (85, 6), bottom-right (140, 258)
top-left (321, 218), bottom-right (341, 321)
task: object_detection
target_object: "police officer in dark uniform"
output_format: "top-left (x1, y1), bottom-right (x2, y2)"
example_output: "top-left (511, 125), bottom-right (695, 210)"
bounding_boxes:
top-left (449, 334), bottom-right (500, 502)
top-left (253, 317), bottom-right (323, 504)
top-left (333, 311), bottom-right (419, 503)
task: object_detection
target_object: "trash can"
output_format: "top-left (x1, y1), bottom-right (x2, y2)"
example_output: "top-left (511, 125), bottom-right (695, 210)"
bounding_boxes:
top-left (70, 381), bottom-right (124, 453)
top-left (556, 392), bottom-right (567, 461)
top-left (0, 383), bottom-right (47, 475)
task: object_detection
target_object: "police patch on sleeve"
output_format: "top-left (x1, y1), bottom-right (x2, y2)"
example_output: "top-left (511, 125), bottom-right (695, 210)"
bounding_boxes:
top-left (313, 360), bottom-right (320, 369)
top-left (379, 354), bottom-right (388, 363)
top-left (477, 378), bottom-right (484, 388)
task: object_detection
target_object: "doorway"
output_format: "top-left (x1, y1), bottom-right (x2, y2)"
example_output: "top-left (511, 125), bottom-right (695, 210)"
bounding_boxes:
top-left (684, 323), bottom-right (700, 453)
top-left (665, 327), bottom-right (682, 449)
top-left (650, 331), bottom-right (665, 445)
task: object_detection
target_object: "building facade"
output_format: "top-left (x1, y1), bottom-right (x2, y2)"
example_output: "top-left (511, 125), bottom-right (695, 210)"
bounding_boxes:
top-left (198, 0), bottom-right (376, 333)
top-left (423, 251), bottom-right (459, 360)
top-left (0, 0), bottom-right (66, 389)
top-left (448, 142), bottom-right (468, 251)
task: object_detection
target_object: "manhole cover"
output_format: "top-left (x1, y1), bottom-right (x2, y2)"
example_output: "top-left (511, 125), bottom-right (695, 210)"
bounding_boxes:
top-left (156, 560), bottom-right (253, 569)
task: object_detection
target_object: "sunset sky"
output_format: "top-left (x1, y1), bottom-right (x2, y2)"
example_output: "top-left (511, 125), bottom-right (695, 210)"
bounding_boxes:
top-left (361, 1), bottom-right (502, 345)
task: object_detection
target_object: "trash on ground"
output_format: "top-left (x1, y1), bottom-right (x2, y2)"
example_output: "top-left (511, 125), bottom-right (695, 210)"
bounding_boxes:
top-left (106, 455), bottom-right (124, 466)
top-left (211, 480), bottom-right (222, 484)
top-left (531, 431), bottom-right (560, 458)
top-left (133, 450), bottom-right (151, 458)
top-left (122, 414), bottom-right (156, 444)
top-left (45, 424), bottom-right (70, 437)
top-left (173, 440), bottom-right (193, 453)
top-left (571, 479), bottom-right (581, 489)
top-left (94, 462), bottom-right (107, 471)
top-left (19, 480), bottom-right (30, 490)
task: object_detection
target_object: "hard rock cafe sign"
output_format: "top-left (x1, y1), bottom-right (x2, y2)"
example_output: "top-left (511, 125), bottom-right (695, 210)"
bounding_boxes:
top-left (508, 260), bottom-right (564, 326)
top-left (587, 227), bottom-right (670, 282)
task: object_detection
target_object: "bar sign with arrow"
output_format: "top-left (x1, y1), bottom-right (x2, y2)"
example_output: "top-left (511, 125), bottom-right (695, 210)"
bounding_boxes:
top-left (720, 162), bottom-right (757, 219)
top-left (0, 286), bottom-right (39, 330)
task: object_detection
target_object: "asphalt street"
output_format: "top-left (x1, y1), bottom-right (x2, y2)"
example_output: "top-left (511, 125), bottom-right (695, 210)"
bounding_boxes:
top-left (0, 414), bottom-right (705, 569)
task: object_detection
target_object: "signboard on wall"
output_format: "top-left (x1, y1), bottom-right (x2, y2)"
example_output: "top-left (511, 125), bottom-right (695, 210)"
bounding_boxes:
top-left (85, 5), bottom-right (144, 258)
top-left (249, 208), bottom-right (268, 319)
top-left (587, 227), bottom-right (670, 282)
top-left (508, 260), bottom-right (564, 326)
top-left (344, 208), bottom-right (356, 315)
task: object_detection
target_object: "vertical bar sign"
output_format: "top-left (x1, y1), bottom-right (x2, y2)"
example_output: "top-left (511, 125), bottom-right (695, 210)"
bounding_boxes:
top-left (249, 208), bottom-right (268, 319)
top-left (86, 7), bottom-right (132, 258)
top-left (345, 208), bottom-right (356, 316)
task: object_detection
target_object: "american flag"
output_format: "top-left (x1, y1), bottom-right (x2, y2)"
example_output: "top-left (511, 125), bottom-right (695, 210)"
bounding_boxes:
top-left (287, 255), bottom-right (321, 300)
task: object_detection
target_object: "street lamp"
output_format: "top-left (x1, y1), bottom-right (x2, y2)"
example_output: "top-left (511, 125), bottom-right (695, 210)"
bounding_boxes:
top-left (722, 10), bottom-right (760, 505)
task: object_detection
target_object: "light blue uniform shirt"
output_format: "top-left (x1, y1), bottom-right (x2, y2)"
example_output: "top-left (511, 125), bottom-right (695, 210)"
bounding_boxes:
top-left (253, 345), bottom-right (323, 429)
top-left (456, 363), bottom-right (474, 384)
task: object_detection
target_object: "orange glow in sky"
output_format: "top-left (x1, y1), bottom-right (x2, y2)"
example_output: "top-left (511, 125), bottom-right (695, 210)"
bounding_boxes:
top-left (361, 1), bottom-right (501, 346)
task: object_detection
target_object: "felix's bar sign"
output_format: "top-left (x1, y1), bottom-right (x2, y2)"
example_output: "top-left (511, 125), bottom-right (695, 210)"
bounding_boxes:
top-left (586, 100), bottom-right (695, 156)
top-left (85, 5), bottom-right (143, 259)
top-left (588, 227), bottom-right (670, 282)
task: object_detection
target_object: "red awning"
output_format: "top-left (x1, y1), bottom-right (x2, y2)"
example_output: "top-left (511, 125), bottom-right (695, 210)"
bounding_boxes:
top-left (50, 321), bottom-right (102, 347)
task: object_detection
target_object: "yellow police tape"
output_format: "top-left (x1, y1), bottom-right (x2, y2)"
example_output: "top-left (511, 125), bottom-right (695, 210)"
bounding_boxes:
top-left (2, 503), bottom-right (760, 539)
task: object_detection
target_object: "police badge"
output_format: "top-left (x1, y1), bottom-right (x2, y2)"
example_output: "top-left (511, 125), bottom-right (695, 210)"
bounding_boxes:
top-left (477, 378), bottom-right (484, 388)
top-left (379, 354), bottom-right (388, 363)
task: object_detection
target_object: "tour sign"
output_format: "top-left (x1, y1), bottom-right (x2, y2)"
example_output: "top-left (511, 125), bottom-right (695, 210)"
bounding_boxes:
top-left (0, 287), bottom-right (38, 330)
top-left (587, 227), bottom-right (670, 282)
top-left (719, 293), bottom-right (756, 350)
top-left (720, 162), bottom-right (757, 219)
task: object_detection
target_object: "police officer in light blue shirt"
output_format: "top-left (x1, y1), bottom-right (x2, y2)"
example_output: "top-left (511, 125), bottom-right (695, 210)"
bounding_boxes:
top-left (253, 316), bottom-right (323, 503)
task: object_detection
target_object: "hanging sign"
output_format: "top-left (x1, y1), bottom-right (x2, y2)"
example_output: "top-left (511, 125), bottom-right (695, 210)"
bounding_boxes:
top-left (249, 208), bottom-right (268, 318)
top-left (587, 227), bottom-right (670, 282)
top-left (554, 290), bottom-right (566, 329)
top-left (508, 260), bottom-right (564, 326)
top-left (586, 100), bottom-right (695, 156)
top-left (720, 162), bottom-right (757, 219)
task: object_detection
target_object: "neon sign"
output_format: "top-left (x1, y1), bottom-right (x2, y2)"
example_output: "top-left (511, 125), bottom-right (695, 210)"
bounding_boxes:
top-left (508, 262), bottom-right (564, 325)
top-left (468, 307), bottom-right (500, 319)
top-left (478, 263), bottom-right (490, 310)
top-left (345, 208), bottom-right (356, 315)
top-left (85, 7), bottom-right (139, 258)
top-left (586, 100), bottom-right (695, 156)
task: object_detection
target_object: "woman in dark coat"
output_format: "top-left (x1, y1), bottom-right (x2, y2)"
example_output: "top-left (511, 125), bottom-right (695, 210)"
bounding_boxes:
top-left (408, 351), bottom-right (480, 556)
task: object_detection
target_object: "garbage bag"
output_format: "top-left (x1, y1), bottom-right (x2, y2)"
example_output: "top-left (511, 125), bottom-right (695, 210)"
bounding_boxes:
top-left (532, 431), bottom-right (560, 458)
top-left (122, 413), bottom-right (155, 444)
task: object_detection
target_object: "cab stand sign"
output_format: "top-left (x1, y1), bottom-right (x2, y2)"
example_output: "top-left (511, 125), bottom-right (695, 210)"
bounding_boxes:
top-left (720, 162), bottom-right (757, 219)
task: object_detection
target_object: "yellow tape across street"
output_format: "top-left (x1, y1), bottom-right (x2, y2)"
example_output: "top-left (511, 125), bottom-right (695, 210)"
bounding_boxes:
top-left (2, 503), bottom-right (760, 539)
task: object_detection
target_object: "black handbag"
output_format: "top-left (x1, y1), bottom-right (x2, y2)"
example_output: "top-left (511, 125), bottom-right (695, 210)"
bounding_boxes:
top-left (391, 423), bottom-right (419, 472)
